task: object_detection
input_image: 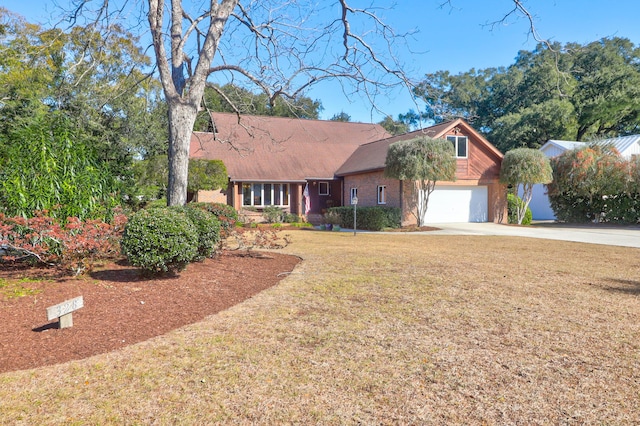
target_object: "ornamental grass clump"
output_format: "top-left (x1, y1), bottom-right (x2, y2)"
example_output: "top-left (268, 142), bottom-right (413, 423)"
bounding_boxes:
top-left (121, 208), bottom-right (198, 275)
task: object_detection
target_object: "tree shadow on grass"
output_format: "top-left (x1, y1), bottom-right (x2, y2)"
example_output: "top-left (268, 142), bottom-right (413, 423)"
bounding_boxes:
top-left (603, 278), bottom-right (640, 295)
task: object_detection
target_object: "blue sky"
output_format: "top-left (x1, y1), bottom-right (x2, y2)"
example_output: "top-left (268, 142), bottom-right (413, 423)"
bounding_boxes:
top-left (4, 0), bottom-right (640, 123)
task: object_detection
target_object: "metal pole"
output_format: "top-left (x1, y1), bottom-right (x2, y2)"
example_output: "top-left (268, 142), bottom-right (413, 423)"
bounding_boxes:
top-left (353, 203), bottom-right (357, 236)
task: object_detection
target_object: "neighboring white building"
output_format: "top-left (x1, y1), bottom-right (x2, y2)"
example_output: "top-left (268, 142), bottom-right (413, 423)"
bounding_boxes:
top-left (527, 135), bottom-right (640, 220)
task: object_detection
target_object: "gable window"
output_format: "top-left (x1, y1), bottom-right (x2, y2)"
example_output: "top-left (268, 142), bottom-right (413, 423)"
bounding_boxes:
top-left (318, 181), bottom-right (330, 196)
top-left (447, 135), bottom-right (468, 158)
top-left (350, 187), bottom-right (358, 204)
top-left (377, 185), bottom-right (386, 204)
top-left (242, 183), bottom-right (290, 207)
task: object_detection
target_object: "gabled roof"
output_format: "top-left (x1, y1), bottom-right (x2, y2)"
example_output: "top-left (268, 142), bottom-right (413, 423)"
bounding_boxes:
top-left (335, 118), bottom-right (503, 176)
top-left (542, 140), bottom-right (585, 152)
top-left (541, 135), bottom-right (640, 158)
top-left (189, 113), bottom-right (391, 182)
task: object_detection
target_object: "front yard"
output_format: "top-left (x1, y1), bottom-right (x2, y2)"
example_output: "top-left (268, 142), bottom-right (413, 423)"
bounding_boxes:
top-left (1, 231), bottom-right (638, 424)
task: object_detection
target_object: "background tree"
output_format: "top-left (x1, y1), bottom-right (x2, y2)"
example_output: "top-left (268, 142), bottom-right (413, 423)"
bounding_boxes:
top-left (411, 37), bottom-right (640, 152)
top-left (330, 111), bottom-right (351, 122)
top-left (378, 115), bottom-right (410, 136)
top-left (499, 148), bottom-right (552, 225)
top-left (132, 157), bottom-right (228, 204)
top-left (384, 137), bottom-right (456, 226)
top-left (194, 83), bottom-right (322, 131)
top-left (187, 159), bottom-right (228, 194)
top-left (0, 8), bottom-right (168, 212)
top-left (130, 155), bottom-right (170, 205)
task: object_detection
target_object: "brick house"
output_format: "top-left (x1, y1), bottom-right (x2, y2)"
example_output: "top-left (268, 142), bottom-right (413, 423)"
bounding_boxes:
top-left (189, 113), bottom-right (390, 222)
top-left (335, 118), bottom-right (507, 225)
top-left (190, 114), bottom-right (506, 224)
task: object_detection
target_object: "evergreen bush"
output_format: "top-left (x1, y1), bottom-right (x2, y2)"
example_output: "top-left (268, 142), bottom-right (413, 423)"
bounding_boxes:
top-left (121, 208), bottom-right (198, 275)
top-left (190, 202), bottom-right (238, 235)
top-left (170, 206), bottom-right (221, 261)
top-left (329, 206), bottom-right (401, 231)
top-left (284, 213), bottom-right (302, 223)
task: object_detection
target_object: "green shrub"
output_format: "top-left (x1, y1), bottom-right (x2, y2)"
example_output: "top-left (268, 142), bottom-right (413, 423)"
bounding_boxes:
top-left (329, 206), bottom-right (401, 231)
top-left (262, 206), bottom-right (285, 223)
top-left (507, 193), bottom-right (532, 225)
top-left (170, 206), bottom-right (221, 261)
top-left (546, 145), bottom-right (640, 224)
top-left (189, 202), bottom-right (238, 235)
top-left (145, 198), bottom-right (168, 209)
top-left (121, 208), bottom-right (198, 275)
top-left (291, 222), bottom-right (313, 228)
top-left (284, 213), bottom-right (302, 223)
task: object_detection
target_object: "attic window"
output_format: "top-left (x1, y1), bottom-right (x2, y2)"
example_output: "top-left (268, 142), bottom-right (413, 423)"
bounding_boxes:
top-left (447, 135), bottom-right (468, 158)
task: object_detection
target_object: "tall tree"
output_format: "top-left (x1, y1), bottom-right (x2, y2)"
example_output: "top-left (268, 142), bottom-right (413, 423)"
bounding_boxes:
top-left (412, 37), bottom-right (640, 152)
top-left (144, 1), bottom-right (415, 206)
top-left (384, 137), bottom-right (457, 226)
top-left (0, 8), bottom-right (168, 215)
top-left (571, 38), bottom-right (640, 140)
top-left (0, 8), bottom-right (168, 175)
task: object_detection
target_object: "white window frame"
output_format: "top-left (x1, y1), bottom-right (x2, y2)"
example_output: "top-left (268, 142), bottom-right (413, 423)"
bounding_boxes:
top-left (377, 185), bottom-right (386, 204)
top-left (242, 183), bottom-right (290, 207)
top-left (447, 135), bottom-right (468, 158)
top-left (318, 181), bottom-right (330, 196)
top-left (350, 187), bottom-right (358, 204)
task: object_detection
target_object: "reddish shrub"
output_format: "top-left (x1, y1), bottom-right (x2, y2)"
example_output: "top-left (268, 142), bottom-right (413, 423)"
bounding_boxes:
top-left (0, 212), bottom-right (127, 275)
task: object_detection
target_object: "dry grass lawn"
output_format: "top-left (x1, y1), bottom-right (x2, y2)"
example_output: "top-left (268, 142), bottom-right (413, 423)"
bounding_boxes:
top-left (1, 231), bottom-right (639, 424)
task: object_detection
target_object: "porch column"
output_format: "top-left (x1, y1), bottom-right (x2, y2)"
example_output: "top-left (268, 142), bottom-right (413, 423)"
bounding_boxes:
top-left (294, 183), bottom-right (303, 215)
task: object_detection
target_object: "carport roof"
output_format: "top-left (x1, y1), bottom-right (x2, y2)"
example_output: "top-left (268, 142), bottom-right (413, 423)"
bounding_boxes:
top-left (543, 135), bottom-right (640, 158)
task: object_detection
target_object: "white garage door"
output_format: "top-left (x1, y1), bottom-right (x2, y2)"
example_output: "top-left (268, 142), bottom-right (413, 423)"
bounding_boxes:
top-left (422, 186), bottom-right (488, 223)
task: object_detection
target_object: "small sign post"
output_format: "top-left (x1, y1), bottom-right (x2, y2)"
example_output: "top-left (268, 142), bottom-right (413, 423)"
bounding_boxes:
top-left (46, 296), bottom-right (84, 329)
top-left (351, 196), bottom-right (358, 236)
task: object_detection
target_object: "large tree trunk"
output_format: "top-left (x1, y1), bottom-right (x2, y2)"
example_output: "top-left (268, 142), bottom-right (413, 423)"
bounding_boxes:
top-left (166, 101), bottom-right (198, 206)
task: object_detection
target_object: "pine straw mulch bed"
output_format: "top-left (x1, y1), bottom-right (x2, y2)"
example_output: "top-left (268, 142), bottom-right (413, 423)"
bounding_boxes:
top-left (0, 251), bottom-right (301, 374)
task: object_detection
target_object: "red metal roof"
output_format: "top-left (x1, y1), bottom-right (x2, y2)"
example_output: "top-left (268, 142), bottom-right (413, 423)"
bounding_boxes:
top-left (189, 113), bottom-right (391, 182)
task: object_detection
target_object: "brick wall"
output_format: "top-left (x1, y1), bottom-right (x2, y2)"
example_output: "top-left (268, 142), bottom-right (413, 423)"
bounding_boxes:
top-left (343, 171), bottom-right (402, 208)
top-left (195, 189), bottom-right (228, 204)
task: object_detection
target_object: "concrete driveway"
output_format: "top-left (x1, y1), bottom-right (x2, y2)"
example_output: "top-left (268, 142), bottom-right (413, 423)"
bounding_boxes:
top-left (425, 222), bottom-right (640, 248)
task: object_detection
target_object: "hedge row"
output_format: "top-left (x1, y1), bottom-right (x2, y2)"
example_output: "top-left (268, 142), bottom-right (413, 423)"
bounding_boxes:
top-left (328, 206), bottom-right (401, 231)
